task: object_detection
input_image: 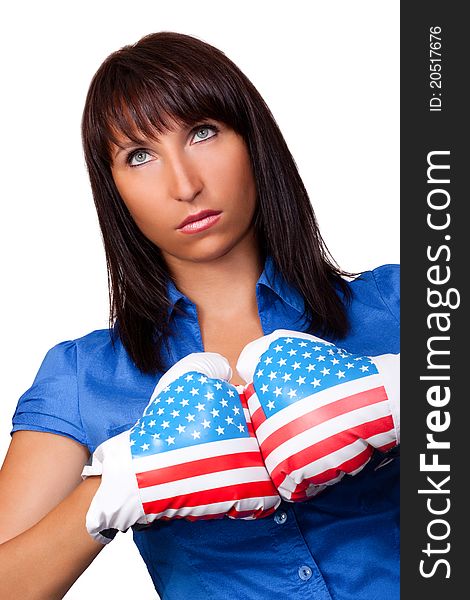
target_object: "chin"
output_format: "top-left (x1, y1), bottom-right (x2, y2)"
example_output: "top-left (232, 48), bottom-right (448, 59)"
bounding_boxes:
top-left (166, 239), bottom-right (243, 265)
top-left (186, 246), bottom-right (235, 263)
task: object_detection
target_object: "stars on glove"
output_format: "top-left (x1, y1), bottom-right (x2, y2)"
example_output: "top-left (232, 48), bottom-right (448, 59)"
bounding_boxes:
top-left (131, 371), bottom-right (249, 458)
top-left (254, 336), bottom-right (378, 416)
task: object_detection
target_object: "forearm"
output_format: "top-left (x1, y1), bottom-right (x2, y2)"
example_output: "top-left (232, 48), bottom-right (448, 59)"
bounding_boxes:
top-left (0, 476), bottom-right (105, 600)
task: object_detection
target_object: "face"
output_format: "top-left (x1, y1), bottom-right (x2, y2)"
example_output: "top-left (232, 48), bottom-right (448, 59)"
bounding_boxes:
top-left (110, 118), bottom-right (258, 269)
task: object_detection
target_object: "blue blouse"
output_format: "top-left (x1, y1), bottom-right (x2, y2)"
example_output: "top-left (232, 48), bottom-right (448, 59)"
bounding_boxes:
top-left (11, 256), bottom-right (400, 600)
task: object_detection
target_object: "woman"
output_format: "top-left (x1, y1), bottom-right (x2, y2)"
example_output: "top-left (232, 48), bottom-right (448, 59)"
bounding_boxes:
top-left (0, 32), bottom-right (399, 598)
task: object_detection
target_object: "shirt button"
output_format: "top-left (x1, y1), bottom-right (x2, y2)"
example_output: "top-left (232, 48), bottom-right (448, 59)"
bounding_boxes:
top-left (298, 565), bottom-right (313, 581)
top-left (274, 511), bottom-right (288, 525)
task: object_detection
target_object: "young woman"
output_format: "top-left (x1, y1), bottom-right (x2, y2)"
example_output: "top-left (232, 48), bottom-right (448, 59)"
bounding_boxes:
top-left (0, 32), bottom-right (400, 599)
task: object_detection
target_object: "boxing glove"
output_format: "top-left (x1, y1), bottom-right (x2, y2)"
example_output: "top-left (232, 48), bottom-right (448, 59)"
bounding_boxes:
top-left (236, 329), bottom-right (399, 501)
top-left (82, 352), bottom-right (281, 544)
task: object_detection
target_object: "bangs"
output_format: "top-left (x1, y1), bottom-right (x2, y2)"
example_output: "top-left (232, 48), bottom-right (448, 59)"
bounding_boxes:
top-left (85, 39), bottom-right (247, 162)
top-left (103, 81), bottom-right (214, 150)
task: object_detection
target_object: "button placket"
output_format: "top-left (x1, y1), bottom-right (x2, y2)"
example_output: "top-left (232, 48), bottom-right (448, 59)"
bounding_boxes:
top-left (298, 565), bottom-right (313, 581)
top-left (274, 510), bottom-right (288, 525)
top-left (267, 504), bottom-right (333, 599)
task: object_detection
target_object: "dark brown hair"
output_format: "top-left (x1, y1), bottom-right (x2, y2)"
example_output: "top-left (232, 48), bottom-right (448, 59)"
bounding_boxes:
top-left (81, 31), bottom-right (358, 374)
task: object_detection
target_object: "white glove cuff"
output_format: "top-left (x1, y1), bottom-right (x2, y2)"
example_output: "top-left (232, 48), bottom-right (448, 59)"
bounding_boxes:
top-left (371, 353), bottom-right (400, 444)
top-left (81, 430), bottom-right (147, 544)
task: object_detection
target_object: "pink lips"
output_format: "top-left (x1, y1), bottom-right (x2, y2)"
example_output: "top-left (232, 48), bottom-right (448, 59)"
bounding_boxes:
top-left (177, 210), bottom-right (222, 234)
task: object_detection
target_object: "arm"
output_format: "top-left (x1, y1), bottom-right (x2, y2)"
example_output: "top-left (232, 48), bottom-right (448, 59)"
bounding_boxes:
top-left (0, 431), bottom-right (106, 599)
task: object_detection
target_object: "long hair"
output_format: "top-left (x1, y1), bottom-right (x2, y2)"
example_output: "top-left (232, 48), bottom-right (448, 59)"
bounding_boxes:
top-left (81, 31), bottom-right (358, 375)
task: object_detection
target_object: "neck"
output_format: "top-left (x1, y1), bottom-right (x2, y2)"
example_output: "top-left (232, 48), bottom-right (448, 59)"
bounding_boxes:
top-left (164, 238), bottom-right (264, 319)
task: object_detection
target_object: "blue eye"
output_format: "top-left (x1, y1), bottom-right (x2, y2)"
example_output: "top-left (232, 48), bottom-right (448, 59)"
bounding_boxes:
top-left (126, 124), bottom-right (219, 167)
top-left (129, 150), bottom-right (151, 167)
top-left (192, 124), bottom-right (219, 143)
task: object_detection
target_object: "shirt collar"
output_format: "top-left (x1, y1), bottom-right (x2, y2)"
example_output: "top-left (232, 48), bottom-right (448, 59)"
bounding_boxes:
top-left (165, 254), bottom-right (305, 318)
top-left (256, 254), bottom-right (305, 315)
top-left (166, 276), bottom-right (186, 309)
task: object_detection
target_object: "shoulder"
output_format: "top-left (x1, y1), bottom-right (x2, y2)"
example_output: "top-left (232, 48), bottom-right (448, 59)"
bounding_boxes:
top-left (338, 264), bottom-right (400, 355)
top-left (349, 264), bottom-right (400, 321)
top-left (12, 328), bottom-right (158, 453)
top-left (29, 329), bottom-right (122, 386)
top-left (36, 328), bottom-right (116, 364)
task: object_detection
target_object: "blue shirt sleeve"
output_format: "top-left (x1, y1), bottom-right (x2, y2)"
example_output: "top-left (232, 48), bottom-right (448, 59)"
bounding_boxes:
top-left (10, 340), bottom-right (88, 448)
top-left (371, 264), bottom-right (400, 324)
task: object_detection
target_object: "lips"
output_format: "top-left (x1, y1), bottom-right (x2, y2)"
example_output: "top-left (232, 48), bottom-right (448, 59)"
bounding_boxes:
top-left (177, 209), bottom-right (222, 229)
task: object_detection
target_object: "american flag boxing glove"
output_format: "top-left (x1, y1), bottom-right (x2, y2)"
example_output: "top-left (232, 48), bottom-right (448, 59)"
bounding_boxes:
top-left (236, 329), bottom-right (400, 502)
top-left (82, 352), bottom-right (280, 544)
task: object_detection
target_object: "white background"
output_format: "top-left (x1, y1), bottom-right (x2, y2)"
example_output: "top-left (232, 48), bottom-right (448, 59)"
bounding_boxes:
top-left (0, 1), bottom-right (399, 598)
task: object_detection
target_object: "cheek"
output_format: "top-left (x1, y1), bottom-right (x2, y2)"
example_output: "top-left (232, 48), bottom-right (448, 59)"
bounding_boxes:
top-left (114, 175), bottom-right (163, 224)
top-left (205, 144), bottom-right (256, 207)
top-left (112, 191), bottom-right (165, 246)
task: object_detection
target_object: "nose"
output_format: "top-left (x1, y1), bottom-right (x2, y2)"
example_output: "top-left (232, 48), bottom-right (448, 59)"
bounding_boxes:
top-left (164, 150), bottom-right (203, 203)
